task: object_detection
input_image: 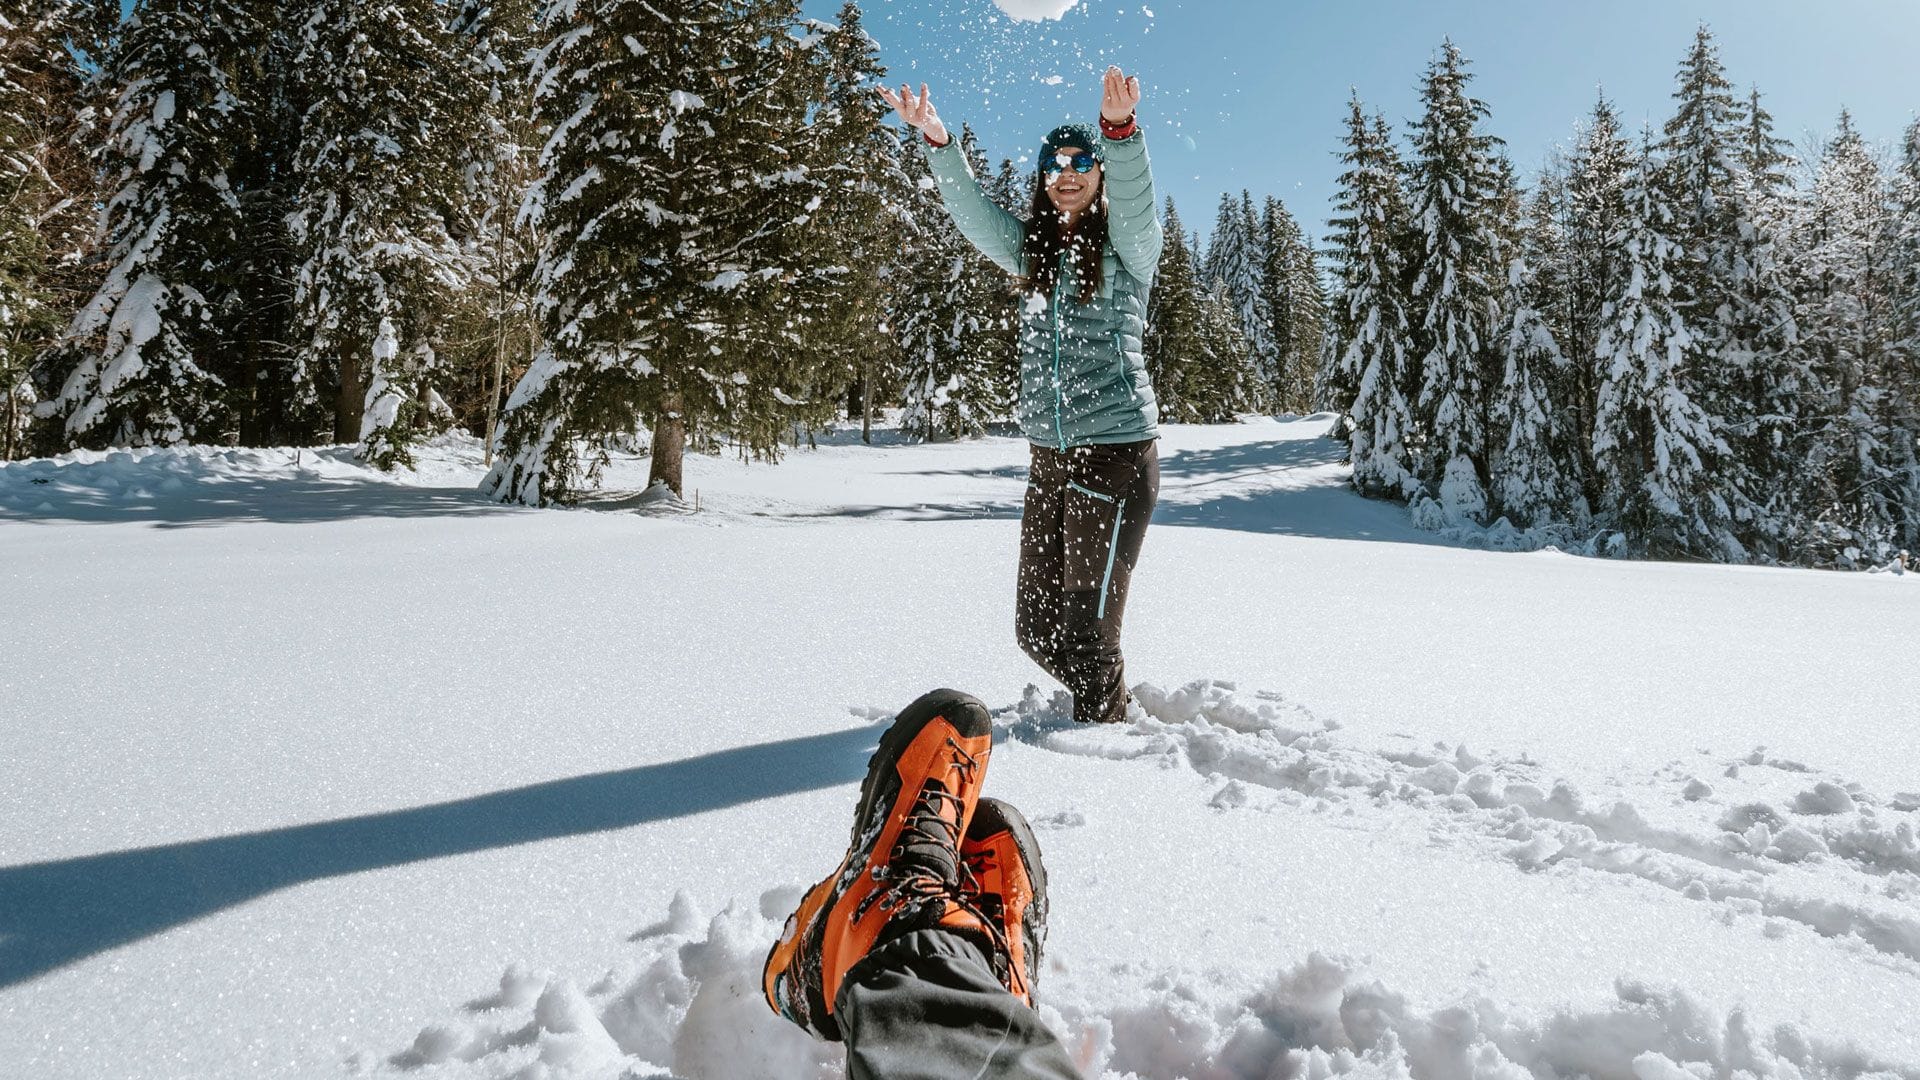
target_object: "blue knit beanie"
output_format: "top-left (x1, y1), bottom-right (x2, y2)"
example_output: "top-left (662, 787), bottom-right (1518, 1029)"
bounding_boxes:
top-left (1038, 123), bottom-right (1104, 172)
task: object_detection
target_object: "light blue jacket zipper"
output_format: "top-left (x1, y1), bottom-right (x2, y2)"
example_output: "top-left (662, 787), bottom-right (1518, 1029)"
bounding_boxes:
top-left (1051, 259), bottom-right (1066, 451)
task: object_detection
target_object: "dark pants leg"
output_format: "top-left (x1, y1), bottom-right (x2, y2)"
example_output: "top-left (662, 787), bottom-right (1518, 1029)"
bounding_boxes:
top-left (1015, 440), bottom-right (1159, 724)
top-left (836, 930), bottom-right (1083, 1080)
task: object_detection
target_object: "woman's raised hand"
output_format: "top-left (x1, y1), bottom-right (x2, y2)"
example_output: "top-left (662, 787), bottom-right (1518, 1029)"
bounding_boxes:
top-left (876, 83), bottom-right (949, 147)
top-left (1101, 65), bottom-right (1142, 124)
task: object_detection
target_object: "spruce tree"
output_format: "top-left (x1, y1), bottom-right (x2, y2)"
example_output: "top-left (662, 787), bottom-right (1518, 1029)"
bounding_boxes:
top-left (986, 157), bottom-right (1024, 213)
top-left (897, 126), bottom-right (1008, 440)
top-left (1721, 86), bottom-right (1802, 554)
top-left (817, 1), bottom-right (911, 443)
top-left (1656, 25), bottom-right (1756, 538)
top-left (1257, 196), bottom-right (1322, 412)
top-left (1, 0), bottom-right (94, 458)
top-left (224, 15), bottom-right (308, 446)
top-left (1144, 198), bottom-right (1207, 422)
top-left (1235, 190), bottom-right (1273, 394)
top-left (484, 0), bottom-right (836, 504)
top-left (1493, 255), bottom-right (1580, 527)
top-left (1189, 284), bottom-right (1260, 421)
top-left (1735, 85), bottom-right (1794, 194)
top-left (39, 0), bottom-right (261, 449)
top-left (442, 0), bottom-right (543, 454)
top-left (1285, 230), bottom-right (1327, 416)
top-left (1201, 190), bottom-right (1266, 403)
top-left (1406, 40), bottom-right (1505, 505)
top-left (288, 0), bottom-right (473, 466)
top-left (1890, 120), bottom-right (1920, 552)
top-left (1560, 96), bottom-right (1634, 497)
top-left (980, 152), bottom-right (1026, 398)
top-left (1792, 112), bottom-right (1902, 564)
top-left (1326, 95), bottom-right (1417, 497)
top-left (1593, 134), bottom-right (1734, 558)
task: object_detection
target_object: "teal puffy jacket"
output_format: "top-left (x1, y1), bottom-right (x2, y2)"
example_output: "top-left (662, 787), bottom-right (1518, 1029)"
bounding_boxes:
top-left (924, 129), bottom-right (1163, 448)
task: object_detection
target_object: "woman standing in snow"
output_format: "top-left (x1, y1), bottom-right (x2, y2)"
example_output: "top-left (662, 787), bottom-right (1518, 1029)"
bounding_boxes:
top-left (879, 68), bottom-right (1163, 725)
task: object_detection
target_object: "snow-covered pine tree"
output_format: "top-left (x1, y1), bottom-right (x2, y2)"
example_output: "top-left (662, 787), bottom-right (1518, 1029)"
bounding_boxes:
top-left (1406, 40), bottom-right (1506, 508)
top-left (1520, 165), bottom-right (1571, 367)
top-left (1200, 190), bottom-right (1267, 406)
top-left (1791, 112), bottom-right (1903, 565)
top-left (1735, 85), bottom-right (1793, 194)
top-left (1505, 171), bottom-right (1590, 513)
top-left (223, 15), bottom-right (309, 446)
top-left (1890, 119), bottom-right (1920, 552)
top-left (1236, 190), bottom-right (1273, 389)
top-left (1326, 94), bottom-right (1418, 497)
top-left (1285, 229), bottom-right (1327, 416)
top-left (1201, 192), bottom-right (1242, 290)
top-left (816, 1), bottom-right (912, 443)
top-left (1493, 254), bottom-right (1580, 527)
top-left (288, 0), bottom-right (472, 467)
top-left (897, 125), bottom-right (1008, 440)
top-left (485, 0), bottom-right (837, 503)
top-left (1, 0), bottom-right (95, 459)
top-left (1144, 197), bottom-right (1208, 422)
top-left (1256, 196), bottom-right (1318, 412)
top-left (1721, 85), bottom-right (1802, 555)
top-left (1560, 96), bottom-right (1634, 496)
top-left (1187, 283), bottom-right (1260, 422)
top-left (1655, 24), bottom-right (1757, 539)
top-left (38, 0), bottom-right (260, 450)
top-left (988, 157), bottom-right (1025, 214)
top-left (979, 152), bottom-right (1026, 394)
top-left (442, 0), bottom-right (543, 455)
top-left (1592, 132), bottom-right (1736, 559)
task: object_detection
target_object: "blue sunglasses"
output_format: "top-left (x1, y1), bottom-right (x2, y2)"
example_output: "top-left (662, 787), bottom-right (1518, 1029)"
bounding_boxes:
top-left (1042, 151), bottom-right (1100, 176)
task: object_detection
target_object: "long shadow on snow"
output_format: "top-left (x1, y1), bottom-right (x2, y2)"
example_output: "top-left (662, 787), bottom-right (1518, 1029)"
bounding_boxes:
top-left (0, 726), bottom-right (880, 989)
top-left (0, 474), bottom-right (508, 528)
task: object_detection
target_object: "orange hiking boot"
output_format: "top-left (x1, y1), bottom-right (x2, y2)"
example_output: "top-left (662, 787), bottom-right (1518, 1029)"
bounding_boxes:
top-left (763, 688), bottom-right (997, 1041)
top-left (960, 797), bottom-right (1050, 1007)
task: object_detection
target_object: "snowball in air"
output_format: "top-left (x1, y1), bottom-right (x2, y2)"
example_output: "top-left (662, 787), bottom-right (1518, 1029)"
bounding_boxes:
top-left (993, 0), bottom-right (1079, 21)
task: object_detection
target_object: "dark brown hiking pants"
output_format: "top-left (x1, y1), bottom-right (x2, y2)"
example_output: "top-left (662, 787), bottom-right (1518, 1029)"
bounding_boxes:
top-left (1015, 439), bottom-right (1159, 725)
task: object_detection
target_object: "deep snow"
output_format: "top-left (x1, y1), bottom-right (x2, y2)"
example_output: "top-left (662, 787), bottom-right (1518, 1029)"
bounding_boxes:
top-left (1, 417), bottom-right (1915, 1080)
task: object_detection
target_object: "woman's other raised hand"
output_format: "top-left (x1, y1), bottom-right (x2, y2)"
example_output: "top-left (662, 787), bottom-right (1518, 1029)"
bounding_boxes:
top-left (1101, 65), bottom-right (1142, 124)
top-left (876, 83), bottom-right (949, 147)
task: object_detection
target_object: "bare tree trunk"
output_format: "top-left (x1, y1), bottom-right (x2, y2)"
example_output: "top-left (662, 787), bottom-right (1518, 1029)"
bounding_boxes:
top-left (335, 347), bottom-right (363, 444)
top-left (649, 393), bottom-right (686, 496)
top-left (861, 377), bottom-right (873, 444)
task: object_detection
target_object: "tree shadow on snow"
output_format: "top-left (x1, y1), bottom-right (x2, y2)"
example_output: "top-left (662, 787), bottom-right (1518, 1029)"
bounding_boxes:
top-left (0, 474), bottom-right (511, 528)
top-left (0, 725), bottom-right (882, 989)
top-left (784, 436), bottom-right (1446, 547)
top-left (1150, 439), bottom-right (1445, 546)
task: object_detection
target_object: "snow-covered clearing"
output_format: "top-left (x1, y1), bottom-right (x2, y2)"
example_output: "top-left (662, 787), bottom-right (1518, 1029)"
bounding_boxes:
top-left (2, 417), bottom-right (1915, 1080)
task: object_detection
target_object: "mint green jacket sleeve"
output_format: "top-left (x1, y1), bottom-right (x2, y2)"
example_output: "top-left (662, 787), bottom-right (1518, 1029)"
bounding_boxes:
top-left (922, 136), bottom-right (1026, 277)
top-left (1100, 128), bottom-right (1162, 282)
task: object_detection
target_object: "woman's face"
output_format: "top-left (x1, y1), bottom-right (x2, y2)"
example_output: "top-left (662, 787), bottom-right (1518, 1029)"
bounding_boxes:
top-left (1043, 147), bottom-right (1102, 219)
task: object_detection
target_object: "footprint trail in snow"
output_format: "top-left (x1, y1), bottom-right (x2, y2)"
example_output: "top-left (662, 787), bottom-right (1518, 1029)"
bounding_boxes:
top-left (380, 681), bottom-right (1920, 1079)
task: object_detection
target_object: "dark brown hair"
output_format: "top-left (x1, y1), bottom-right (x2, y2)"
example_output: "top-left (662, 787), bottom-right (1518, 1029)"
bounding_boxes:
top-left (1020, 170), bottom-right (1107, 306)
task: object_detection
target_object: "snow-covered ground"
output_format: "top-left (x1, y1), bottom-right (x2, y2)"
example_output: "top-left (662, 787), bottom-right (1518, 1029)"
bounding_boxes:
top-left (2, 417), bottom-right (1916, 1080)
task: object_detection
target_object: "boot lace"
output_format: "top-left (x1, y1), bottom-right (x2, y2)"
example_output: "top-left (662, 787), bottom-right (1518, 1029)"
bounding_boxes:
top-left (855, 738), bottom-right (994, 926)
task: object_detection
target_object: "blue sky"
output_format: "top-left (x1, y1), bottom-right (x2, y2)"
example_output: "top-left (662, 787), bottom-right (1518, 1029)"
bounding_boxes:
top-left (801, 0), bottom-right (1920, 246)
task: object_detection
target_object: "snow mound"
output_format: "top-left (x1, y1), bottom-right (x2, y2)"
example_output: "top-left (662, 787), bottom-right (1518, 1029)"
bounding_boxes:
top-left (999, 680), bottom-right (1920, 968)
top-left (396, 893), bottom-right (1917, 1080)
top-left (0, 431), bottom-right (491, 522)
